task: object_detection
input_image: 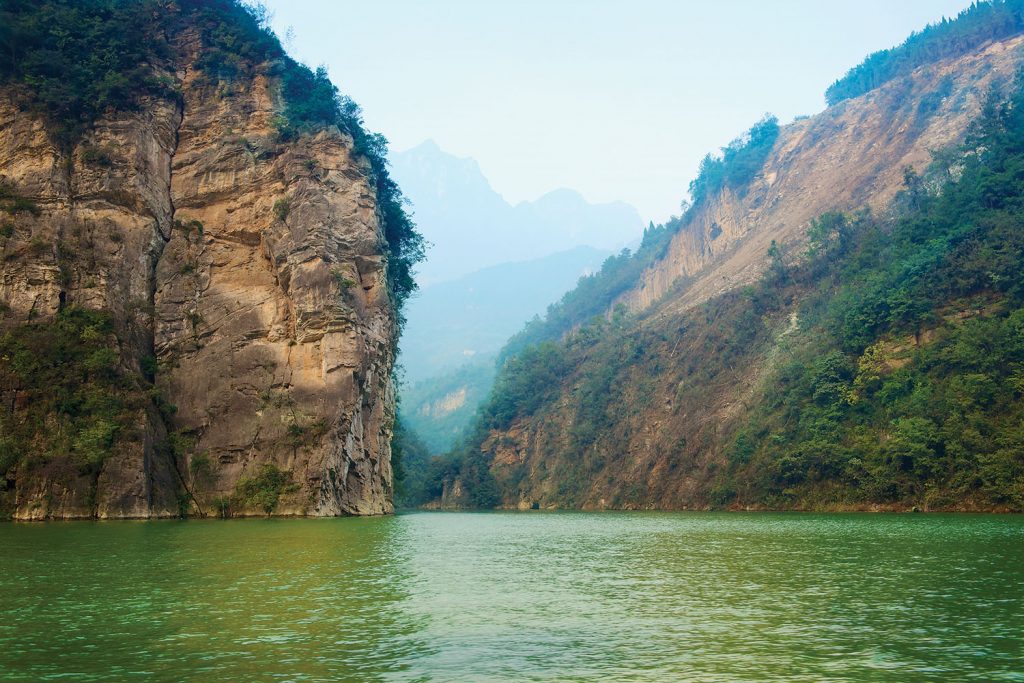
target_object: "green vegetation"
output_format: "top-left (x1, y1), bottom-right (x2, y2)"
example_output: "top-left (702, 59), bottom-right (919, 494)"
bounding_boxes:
top-left (187, 451), bottom-right (212, 486)
top-left (826, 0), bottom-right (1024, 106)
top-left (173, 218), bottom-right (204, 239)
top-left (0, 0), bottom-right (175, 150)
top-left (688, 114), bottom-right (779, 207)
top-left (79, 145), bottom-right (114, 167)
top-left (272, 197), bottom-right (290, 222)
top-left (391, 416), bottom-right (434, 507)
top-left (395, 399), bottom-right (500, 508)
top-left (0, 307), bottom-right (149, 480)
top-left (442, 77), bottom-right (1024, 511)
top-left (479, 342), bottom-right (572, 433)
top-left (331, 269), bottom-right (356, 293)
top-left (233, 463), bottom-right (299, 514)
top-left (717, 83), bottom-right (1024, 509)
top-left (0, 182), bottom-right (40, 216)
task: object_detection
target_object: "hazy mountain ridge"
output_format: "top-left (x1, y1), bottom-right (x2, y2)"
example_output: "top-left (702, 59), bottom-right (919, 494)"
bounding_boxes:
top-left (399, 246), bottom-right (611, 454)
top-left (390, 140), bottom-right (642, 284)
top-left (400, 246), bottom-right (610, 381)
top-left (401, 360), bottom-right (497, 455)
top-left (392, 141), bottom-right (637, 454)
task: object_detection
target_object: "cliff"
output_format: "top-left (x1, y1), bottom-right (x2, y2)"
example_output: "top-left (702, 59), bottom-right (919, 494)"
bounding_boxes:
top-left (444, 30), bottom-right (1024, 512)
top-left (0, 1), bottom-right (418, 518)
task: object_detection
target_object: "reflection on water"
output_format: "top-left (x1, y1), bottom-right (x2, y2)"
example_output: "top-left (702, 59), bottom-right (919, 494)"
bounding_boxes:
top-left (1, 512), bottom-right (1022, 682)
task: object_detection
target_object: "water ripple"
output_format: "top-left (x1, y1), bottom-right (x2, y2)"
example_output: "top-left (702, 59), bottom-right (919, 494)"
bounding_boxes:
top-left (0, 512), bottom-right (1021, 681)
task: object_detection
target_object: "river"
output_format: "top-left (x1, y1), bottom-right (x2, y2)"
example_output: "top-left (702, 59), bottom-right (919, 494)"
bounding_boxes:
top-left (1, 512), bottom-right (1021, 681)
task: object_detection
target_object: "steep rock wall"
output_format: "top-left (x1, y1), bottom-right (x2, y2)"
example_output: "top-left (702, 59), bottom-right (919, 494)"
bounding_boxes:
top-left (0, 43), bottom-right (397, 518)
top-left (156, 58), bottom-right (395, 516)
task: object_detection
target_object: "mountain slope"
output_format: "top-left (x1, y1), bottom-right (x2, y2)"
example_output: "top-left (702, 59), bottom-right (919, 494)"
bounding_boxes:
top-left (439, 21), bottom-right (1024, 511)
top-left (617, 35), bottom-right (1024, 317)
top-left (400, 246), bottom-right (610, 381)
top-left (399, 247), bottom-right (610, 454)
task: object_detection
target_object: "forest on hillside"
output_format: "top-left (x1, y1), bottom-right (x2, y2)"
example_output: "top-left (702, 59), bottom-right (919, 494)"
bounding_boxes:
top-left (402, 74), bottom-right (1024, 511)
top-left (827, 0), bottom-right (1024, 105)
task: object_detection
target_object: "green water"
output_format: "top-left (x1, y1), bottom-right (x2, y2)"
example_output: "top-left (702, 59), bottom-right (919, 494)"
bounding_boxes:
top-left (0, 513), bottom-right (1022, 682)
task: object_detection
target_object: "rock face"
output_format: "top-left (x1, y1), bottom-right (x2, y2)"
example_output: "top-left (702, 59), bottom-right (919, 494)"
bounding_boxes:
top-left (0, 37), bottom-right (397, 518)
top-left (460, 34), bottom-right (1024, 512)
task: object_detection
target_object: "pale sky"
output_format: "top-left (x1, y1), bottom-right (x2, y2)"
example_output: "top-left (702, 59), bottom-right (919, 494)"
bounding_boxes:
top-left (261, 0), bottom-right (974, 223)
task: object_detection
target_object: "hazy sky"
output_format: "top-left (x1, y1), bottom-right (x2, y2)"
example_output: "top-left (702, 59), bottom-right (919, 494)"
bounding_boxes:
top-left (261, 0), bottom-right (974, 223)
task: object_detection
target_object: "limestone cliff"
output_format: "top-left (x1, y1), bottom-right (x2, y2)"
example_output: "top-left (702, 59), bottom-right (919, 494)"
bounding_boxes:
top-left (0, 5), bottom-right (411, 518)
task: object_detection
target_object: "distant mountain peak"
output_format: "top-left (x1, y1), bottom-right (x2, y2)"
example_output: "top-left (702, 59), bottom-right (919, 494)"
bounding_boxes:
top-left (390, 139), bottom-right (643, 284)
top-left (413, 138), bottom-right (441, 152)
top-left (397, 139), bottom-right (479, 169)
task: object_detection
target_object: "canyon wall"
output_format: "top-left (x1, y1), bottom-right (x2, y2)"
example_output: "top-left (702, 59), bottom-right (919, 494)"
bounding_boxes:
top-left (0, 28), bottom-right (399, 518)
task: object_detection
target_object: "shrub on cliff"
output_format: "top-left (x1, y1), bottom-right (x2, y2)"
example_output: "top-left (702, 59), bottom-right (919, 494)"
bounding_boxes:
top-left (688, 114), bottom-right (780, 208)
top-left (0, 0), bottom-right (173, 150)
top-left (233, 463), bottom-right (299, 514)
top-left (0, 307), bottom-right (147, 478)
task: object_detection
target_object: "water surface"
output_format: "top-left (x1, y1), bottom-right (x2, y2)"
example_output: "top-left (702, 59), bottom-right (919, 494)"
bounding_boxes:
top-left (1, 512), bottom-right (1022, 681)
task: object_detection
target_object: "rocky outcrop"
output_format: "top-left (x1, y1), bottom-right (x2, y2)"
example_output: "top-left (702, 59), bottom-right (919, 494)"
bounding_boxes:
top-left (0, 90), bottom-right (184, 519)
top-left (0, 38), bottom-right (398, 518)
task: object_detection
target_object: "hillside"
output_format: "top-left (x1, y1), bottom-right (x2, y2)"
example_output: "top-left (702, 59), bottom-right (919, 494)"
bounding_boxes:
top-left (617, 35), bottom-right (1024, 318)
top-left (0, 0), bottom-right (422, 518)
top-left (400, 247), bottom-right (609, 454)
top-left (432, 20), bottom-right (1024, 511)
